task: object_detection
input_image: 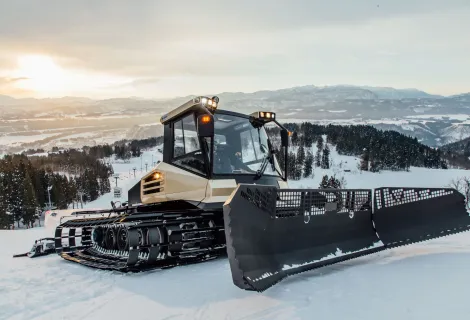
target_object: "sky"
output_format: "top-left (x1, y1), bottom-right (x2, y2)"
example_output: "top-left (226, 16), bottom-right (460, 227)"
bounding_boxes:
top-left (0, 0), bottom-right (469, 99)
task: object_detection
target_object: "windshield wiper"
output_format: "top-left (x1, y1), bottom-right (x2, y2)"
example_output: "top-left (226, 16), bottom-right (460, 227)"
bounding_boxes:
top-left (255, 152), bottom-right (274, 180)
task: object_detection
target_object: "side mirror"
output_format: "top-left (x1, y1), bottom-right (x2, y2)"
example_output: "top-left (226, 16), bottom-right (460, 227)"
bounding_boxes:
top-left (281, 129), bottom-right (289, 147)
top-left (197, 114), bottom-right (214, 137)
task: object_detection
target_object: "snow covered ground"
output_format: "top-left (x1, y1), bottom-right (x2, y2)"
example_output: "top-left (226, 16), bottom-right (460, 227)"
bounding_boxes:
top-left (2, 145), bottom-right (470, 319)
top-left (2, 225), bottom-right (470, 319)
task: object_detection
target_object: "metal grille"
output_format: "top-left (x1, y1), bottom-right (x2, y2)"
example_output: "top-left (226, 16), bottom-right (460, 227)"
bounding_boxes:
top-left (275, 189), bottom-right (372, 218)
top-left (142, 173), bottom-right (164, 195)
top-left (374, 189), bottom-right (383, 210)
top-left (377, 188), bottom-right (455, 209)
top-left (239, 186), bottom-right (277, 215)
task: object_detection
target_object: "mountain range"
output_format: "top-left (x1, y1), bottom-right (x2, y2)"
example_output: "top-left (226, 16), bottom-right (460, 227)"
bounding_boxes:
top-left (1, 84), bottom-right (469, 154)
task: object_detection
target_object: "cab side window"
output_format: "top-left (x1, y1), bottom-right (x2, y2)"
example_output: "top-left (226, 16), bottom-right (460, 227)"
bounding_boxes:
top-left (171, 113), bottom-right (206, 175)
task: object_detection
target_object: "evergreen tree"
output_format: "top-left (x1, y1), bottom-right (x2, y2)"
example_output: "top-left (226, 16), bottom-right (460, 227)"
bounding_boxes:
top-left (131, 145), bottom-right (141, 157)
top-left (303, 151), bottom-right (314, 178)
top-left (22, 173), bottom-right (38, 227)
top-left (316, 136), bottom-right (323, 151)
top-left (319, 174), bottom-right (342, 189)
top-left (321, 145), bottom-right (330, 169)
top-left (10, 162), bottom-right (25, 227)
top-left (320, 175), bottom-right (329, 188)
top-left (291, 131), bottom-right (299, 146)
top-left (287, 152), bottom-right (297, 180)
top-left (296, 144), bottom-right (305, 167)
top-left (370, 157), bottom-right (380, 172)
top-left (328, 176), bottom-right (341, 189)
top-left (0, 171), bottom-right (12, 228)
top-left (360, 148), bottom-right (369, 171)
top-left (302, 127), bottom-right (314, 147)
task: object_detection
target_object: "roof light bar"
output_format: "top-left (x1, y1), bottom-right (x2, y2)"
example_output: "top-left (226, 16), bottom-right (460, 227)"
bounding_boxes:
top-left (251, 111), bottom-right (276, 122)
top-left (195, 95), bottom-right (219, 112)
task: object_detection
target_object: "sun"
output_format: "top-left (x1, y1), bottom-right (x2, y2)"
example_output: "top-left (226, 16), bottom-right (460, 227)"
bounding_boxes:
top-left (13, 55), bottom-right (65, 94)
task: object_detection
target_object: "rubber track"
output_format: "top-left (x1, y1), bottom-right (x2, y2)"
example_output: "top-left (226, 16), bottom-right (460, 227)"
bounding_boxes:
top-left (60, 246), bottom-right (226, 272)
top-left (247, 224), bottom-right (470, 292)
top-left (55, 208), bottom-right (226, 271)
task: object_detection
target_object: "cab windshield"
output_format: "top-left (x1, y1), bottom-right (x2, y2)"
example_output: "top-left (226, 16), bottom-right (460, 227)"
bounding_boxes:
top-left (211, 113), bottom-right (283, 177)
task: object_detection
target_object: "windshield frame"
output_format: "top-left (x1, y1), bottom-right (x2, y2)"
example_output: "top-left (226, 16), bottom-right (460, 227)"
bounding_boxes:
top-left (209, 110), bottom-right (284, 180)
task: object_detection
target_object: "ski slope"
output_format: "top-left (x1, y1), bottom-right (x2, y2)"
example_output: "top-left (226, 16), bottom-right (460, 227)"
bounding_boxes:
top-left (2, 227), bottom-right (470, 319)
top-left (2, 146), bottom-right (470, 320)
top-left (83, 147), bottom-right (163, 209)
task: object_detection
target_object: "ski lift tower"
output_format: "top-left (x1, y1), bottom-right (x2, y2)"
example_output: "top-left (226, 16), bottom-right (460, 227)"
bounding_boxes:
top-left (112, 173), bottom-right (121, 198)
top-left (46, 185), bottom-right (53, 210)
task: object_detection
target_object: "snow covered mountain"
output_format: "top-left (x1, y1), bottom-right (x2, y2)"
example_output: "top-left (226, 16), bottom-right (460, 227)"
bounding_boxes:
top-left (440, 135), bottom-right (470, 156)
top-left (1, 85), bottom-right (469, 154)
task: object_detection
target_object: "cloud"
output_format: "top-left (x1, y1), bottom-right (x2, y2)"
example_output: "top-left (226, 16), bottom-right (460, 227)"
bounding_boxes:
top-left (0, 0), bottom-right (469, 97)
top-left (1, 1), bottom-right (469, 38)
top-left (0, 77), bottom-right (28, 84)
top-left (0, 77), bottom-right (34, 97)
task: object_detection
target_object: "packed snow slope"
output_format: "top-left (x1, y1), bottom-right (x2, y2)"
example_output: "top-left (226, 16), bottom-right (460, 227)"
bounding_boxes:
top-left (2, 146), bottom-right (470, 320)
top-left (3, 228), bottom-right (470, 319)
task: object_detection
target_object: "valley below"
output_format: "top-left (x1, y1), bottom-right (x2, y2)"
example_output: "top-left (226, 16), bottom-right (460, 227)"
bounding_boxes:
top-left (1, 85), bottom-right (470, 154)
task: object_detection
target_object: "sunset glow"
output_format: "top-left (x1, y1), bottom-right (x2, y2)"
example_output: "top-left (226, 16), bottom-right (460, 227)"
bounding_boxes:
top-left (13, 55), bottom-right (65, 94)
top-left (8, 54), bottom-right (134, 98)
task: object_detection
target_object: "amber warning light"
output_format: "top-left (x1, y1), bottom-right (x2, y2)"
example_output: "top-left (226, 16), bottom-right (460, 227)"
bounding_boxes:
top-left (201, 115), bottom-right (211, 123)
top-left (197, 114), bottom-right (214, 137)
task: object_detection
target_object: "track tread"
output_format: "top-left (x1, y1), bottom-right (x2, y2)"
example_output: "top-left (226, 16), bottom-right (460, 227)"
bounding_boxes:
top-left (55, 208), bottom-right (226, 272)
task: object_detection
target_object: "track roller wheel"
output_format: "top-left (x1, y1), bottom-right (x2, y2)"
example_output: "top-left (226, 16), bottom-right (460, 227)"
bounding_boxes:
top-left (104, 228), bottom-right (117, 250)
top-left (92, 227), bottom-right (104, 246)
top-left (138, 228), bottom-right (148, 246)
top-left (147, 227), bottom-right (166, 261)
top-left (117, 227), bottom-right (129, 251)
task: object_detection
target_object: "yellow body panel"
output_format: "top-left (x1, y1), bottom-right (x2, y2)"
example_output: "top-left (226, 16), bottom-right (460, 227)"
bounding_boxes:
top-left (140, 162), bottom-right (208, 204)
top-left (205, 179), bottom-right (238, 203)
top-left (140, 163), bottom-right (289, 205)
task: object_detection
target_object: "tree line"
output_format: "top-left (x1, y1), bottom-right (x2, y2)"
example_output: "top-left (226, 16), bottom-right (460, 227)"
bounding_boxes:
top-left (439, 136), bottom-right (470, 168)
top-left (0, 136), bottom-right (164, 229)
top-left (268, 122), bottom-right (469, 181)
top-left (268, 125), bottom-right (332, 181)
top-left (0, 152), bottom-right (112, 228)
top-left (24, 136), bottom-right (164, 162)
top-left (83, 137), bottom-right (164, 161)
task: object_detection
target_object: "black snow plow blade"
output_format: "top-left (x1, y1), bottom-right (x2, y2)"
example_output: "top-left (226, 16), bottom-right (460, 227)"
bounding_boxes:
top-left (223, 185), bottom-right (470, 292)
top-left (373, 187), bottom-right (470, 246)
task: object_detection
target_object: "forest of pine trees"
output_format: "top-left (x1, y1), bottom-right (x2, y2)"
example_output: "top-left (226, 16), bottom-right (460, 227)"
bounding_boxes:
top-left (439, 137), bottom-right (470, 168)
top-left (0, 136), bottom-right (164, 229)
top-left (268, 122), bottom-right (470, 181)
top-left (0, 152), bottom-right (113, 228)
top-left (269, 127), bottom-right (333, 181)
